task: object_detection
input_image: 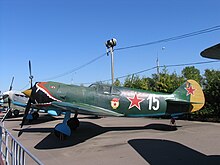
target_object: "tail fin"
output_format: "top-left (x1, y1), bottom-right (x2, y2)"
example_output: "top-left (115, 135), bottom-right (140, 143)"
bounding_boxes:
top-left (172, 80), bottom-right (205, 112)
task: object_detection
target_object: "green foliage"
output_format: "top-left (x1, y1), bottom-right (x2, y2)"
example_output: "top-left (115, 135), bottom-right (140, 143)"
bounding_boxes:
top-left (148, 67), bottom-right (185, 93)
top-left (181, 66), bottom-right (202, 84)
top-left (114, 79), bottom-right (121, 86)
top-left (124, 75), bottom-right (148, 90)
top-left (202, 69), bottom-right (220, 117)
top-left (155, 68), bottom-right (185, 93)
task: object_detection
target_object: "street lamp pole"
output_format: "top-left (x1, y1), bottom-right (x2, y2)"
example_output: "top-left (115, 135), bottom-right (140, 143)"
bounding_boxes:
top-left (105, 38), bottom-right (117, 92)
top-left (156, 47), bottom-right (165, 81)
top-left (109, 46), bottom-right (114, 86)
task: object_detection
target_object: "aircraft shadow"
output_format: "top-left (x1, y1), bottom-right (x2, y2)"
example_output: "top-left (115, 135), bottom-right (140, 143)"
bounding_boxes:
top-left (128, 139), bottom-right (220, 165)
top-left (4, 114), bottom-right (100, 124)
top-left (7, 114), bottom-right (62, 125)
top-left (15, 121), bottom-right (179, 150)
top-left (26, 115), bottom-right (63, 125)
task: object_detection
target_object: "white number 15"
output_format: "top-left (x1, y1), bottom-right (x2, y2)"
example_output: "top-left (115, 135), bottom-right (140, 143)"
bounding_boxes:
top-left (147, 95), bottom-right (160, 111)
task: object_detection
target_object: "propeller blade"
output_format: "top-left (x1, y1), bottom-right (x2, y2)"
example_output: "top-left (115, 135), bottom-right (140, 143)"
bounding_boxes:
top-left (1, 93), bottom-right (12, 122)
top-left (29, 60), bottom-right (32, 76)
top-left (1, 108), bottom-right (11, 122)
top-left (9, 77), bottom-right (14, 91)
top-left (8, 98), bottom-right (11, 109)
top-left (2, 94), bottom-right (9, 100)
top-left (20, 98), bottom-right (32, 128)
top-left (29, 60), bottom-right (33, 88)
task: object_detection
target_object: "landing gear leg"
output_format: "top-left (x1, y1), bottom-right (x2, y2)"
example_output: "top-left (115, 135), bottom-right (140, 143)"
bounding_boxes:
top-left (170, 117), bottom-right (176, 126)
top-left (54, 111), bottom-right (71, 140)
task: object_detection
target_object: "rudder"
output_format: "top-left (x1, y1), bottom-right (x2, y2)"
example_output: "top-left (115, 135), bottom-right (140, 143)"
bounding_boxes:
top-left (172, 80), bottom-right (205, 112)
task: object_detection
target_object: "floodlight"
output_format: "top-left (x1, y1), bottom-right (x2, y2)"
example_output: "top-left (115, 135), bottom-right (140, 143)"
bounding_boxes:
top-left (105, 38), bottom-right (117, 48)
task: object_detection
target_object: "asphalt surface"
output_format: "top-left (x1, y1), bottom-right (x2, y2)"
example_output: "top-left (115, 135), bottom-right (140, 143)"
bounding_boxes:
top-left (1, 113), bottom-right (220, 165)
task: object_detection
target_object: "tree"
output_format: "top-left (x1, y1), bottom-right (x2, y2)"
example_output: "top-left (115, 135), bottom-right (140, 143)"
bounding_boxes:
top-left (152, 67), bottom-right (184, 93)
top-left (181, 66), bottom-right (202, 84)
top-left (114, 79), bottom-right (121, 86)
top-left (123, 75), bottom-right (148, 90)
top-left (203, 69), bottom-right (220, 117)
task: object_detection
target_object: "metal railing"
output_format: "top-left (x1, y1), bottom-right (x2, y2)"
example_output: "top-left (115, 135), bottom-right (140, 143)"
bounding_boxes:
top-left (0, 123), bottom-right (43, 165)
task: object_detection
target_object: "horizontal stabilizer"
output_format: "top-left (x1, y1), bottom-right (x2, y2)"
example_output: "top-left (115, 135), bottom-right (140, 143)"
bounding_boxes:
top-left (166, 98), bottom-right (204, 105)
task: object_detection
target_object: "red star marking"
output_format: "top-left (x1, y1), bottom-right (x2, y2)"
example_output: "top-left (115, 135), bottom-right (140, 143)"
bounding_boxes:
top-left (185, 85), bottom-right (196, 96)
top-left (50, 86), bottom-right (56, 89)
top-left (127, 94), bottom-right (145, 110)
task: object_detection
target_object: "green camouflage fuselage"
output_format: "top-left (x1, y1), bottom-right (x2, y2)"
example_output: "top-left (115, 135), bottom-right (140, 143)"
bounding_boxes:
top-left (35, 82), bottom-right (194, 117)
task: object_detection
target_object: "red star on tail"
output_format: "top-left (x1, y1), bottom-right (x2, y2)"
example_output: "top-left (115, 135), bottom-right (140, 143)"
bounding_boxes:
top-left (185, 85), bottom-right (196, 96)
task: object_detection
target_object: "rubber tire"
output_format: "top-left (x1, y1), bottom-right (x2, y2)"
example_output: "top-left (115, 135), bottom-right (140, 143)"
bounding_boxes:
top-left (67, 118), bottom-right (80, 130)
top-left (32, 112), bottom-right (39, 120)
top-left (13, 110), bottom-right (20, 117)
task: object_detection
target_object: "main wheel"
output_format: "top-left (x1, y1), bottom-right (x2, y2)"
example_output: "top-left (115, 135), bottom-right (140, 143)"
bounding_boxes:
top-left (32, 112), bottom-right (39, 120)
top-left (67, 118), bottom-right (80, 130)
top-left (13, 109), bottom-right (20, 117)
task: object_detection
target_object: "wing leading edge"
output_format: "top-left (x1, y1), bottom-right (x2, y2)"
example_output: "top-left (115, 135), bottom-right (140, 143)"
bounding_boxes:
top-left (51, 101), bottom-right (124, 117)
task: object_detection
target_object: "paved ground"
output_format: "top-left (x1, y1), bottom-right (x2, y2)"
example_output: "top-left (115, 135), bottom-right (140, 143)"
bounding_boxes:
top-left (1, 113), bottom-right (220, 165)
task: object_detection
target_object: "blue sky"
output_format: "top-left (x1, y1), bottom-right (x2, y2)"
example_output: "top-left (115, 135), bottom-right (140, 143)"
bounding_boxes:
top-left (1, 0), bottom-right (220, 92)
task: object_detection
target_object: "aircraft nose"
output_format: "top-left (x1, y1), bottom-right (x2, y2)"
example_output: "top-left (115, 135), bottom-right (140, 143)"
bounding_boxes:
top-left (22, 89), bottom-right (32, 97)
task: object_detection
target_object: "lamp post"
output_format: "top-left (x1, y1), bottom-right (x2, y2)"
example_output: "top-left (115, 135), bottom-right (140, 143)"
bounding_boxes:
top-left (156, 47), bottom-right (165, 81)
top-left (105, 38), bottom-right (117, 90)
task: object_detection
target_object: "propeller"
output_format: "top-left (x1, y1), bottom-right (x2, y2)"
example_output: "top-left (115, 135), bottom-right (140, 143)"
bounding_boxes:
top-left (7, 76), bottom-right (14, 110)
top-left (20, 95), bottom-right (32, 128)
top-left (9, 77), bottom-right (14, 91)
top-left (20, 60), bottom-right (34, 128)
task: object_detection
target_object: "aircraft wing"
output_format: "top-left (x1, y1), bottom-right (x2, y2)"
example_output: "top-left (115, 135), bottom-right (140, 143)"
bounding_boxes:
top-left (13, 101), bottom-right (27, 108)
top-left (51, 101), bottom-right (124, 117)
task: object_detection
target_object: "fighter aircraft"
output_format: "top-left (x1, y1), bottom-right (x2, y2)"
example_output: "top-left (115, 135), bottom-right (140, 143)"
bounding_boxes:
top-left (0, 77), bottom-right (27, 119)
top-left (1, 76), bottom-right (39, 120)
top-left (1, 90), bottom-right (28, 117)
top-left (0, 92), bottom-right (5, 109)
top-left (0, 61), bottom-right (63, 122)
top-left (22, 79), bottom-right (205, 139)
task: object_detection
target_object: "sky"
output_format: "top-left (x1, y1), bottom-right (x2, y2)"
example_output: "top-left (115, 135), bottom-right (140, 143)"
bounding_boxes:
top-left (0, 0), bottom-right (220, 92)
